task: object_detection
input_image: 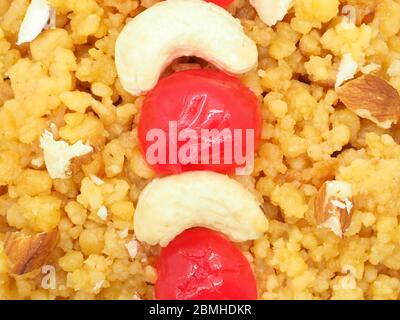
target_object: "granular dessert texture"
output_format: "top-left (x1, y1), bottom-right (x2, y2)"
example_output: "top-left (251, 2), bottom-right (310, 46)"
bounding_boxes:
top-left (0, 0), bottom-right (400, 300)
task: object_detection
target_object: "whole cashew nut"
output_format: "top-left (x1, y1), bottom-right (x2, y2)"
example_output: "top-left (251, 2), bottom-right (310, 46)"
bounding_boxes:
top-left (115, 0), bottom-right (258, 95)
top-left (134, 171), bottom-right (268, 247)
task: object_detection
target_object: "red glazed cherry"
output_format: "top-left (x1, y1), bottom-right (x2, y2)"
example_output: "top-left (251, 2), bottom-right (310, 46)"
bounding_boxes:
top-left (205, 0), bottom-right (234, 8)
top-left (155, 228), bottom-right (258, 300)
top-left (138, 69), bottom-right (262, 175)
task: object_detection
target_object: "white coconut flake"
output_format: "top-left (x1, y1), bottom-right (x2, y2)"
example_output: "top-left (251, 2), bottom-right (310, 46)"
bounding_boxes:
top-left (90, 174), bottom-right (105, 185)
top-left (39, 130), bottom-right (93, 179)
top-left (97, 206), bottom-right (108, 220)
top-left (118, 227), bottom-right (129, 239)
top-left (335, 53), bottom-right (358, 88)
top-left (361, 63), bottom-right (381, 75)
top-left (387, 59), bottom-right (400, 77)
top-left (17, 0), bottom-right (52, 45)
top-left (250, 0), bottom-right (292, 27)
top-left (125, 239), bottom-right (139, 259)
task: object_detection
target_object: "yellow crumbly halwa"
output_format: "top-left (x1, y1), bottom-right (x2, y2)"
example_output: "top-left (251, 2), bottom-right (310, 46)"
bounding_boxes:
top-left (0, 0), bottom-right (400, 300)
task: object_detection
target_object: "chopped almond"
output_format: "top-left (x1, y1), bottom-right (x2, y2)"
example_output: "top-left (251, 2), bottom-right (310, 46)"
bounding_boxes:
top-left (361, 63), bottom-right (381, 75)
top-left (356, 1), bottom-right (378, 25)
top-left (337, 75), bottom-right (400, 129)
top-left (314, 181), bottom-right (353, 238)
top-left (39, 130), bottom-right (93, 179)
top-left (4, 230), bottom-right (59, 275)
top-left (17, 0), bottom-right (51, 45)
top-left (335, 53), bottom-right (358, 88)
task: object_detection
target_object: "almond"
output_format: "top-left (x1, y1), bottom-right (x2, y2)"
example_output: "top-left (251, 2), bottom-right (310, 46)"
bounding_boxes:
top-left (337, 75), bottom-right (400, 129)
top-left (342, 1), bottom-right (377, 26)
top-left (4, 230), bottom-right (59, 275)
top-left (335, 53), bottom-right (358, 88)
top-left (314, 181), bottom-right (353, 238)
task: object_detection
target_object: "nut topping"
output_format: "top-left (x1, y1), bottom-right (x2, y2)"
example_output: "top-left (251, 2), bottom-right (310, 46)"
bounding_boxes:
top-left (314, 180), bottom-right (353, 238)
top-left (249, 0), bottom-right (292, 27)
top-left (134, 171), bottom-right (268, 247)
top-left (337, 75), bottom-right (400, 129)
top-left (4, 230), bottom-right (59, 275)
top-left (115, 0), bottom-right (258, 95)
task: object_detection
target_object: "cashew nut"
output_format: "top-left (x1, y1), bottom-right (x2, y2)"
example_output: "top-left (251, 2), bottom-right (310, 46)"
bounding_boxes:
top-left (250, 0), bottom-right (292, 27)
top-left (134, 171), bottom-right (268, 247)
top-left (115, 0), bottom-right (258, 95)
